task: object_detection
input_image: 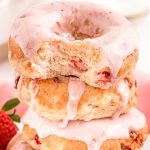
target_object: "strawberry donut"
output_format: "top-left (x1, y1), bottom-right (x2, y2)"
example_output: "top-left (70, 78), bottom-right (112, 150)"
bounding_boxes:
top-left (7, 108), bottom-right (147, 150)
top-left (17, 74), bottom-right (137, 123)
top-left (9, 1), bottom-right (138, 88)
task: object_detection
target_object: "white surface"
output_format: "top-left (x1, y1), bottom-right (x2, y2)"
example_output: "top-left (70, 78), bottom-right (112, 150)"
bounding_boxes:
top-left (132, 13), bottom-right (150, 74)
top-left (97, 0), bottom-right (150, 18)
top-left (0, 0), bottom-right (40, 44)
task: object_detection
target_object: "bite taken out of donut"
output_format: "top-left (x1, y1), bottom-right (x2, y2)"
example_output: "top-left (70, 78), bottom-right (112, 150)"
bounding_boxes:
top-left (9, 1), bottom-right (138, 88)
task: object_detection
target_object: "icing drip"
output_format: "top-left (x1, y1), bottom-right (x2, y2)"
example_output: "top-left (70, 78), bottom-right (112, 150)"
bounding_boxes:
top-left (60, 77), bottom-right (85, 128)
top-left (113, 80), bottom-right (130, 120)
top-left (28, 80), bottom-right (39, 109)
top-left (22, 108), bottom-right (146, 150)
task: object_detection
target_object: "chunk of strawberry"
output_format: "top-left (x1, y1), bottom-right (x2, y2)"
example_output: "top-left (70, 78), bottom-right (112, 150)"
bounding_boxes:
top-left (70, 59), bottom-right (88, 71)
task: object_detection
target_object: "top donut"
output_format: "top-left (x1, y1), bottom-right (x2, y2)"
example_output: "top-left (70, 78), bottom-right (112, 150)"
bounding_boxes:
top-left (9, 1), bottom-right (138, 88)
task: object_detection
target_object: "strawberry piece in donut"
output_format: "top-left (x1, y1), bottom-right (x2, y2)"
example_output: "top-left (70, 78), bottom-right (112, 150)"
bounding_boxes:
top-left (70, 59), bottom-right (88, 72)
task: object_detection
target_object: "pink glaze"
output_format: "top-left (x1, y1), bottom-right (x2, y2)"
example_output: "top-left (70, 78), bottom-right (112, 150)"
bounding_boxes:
top-left (113, 80), bottom-right (130, 119)
top-left (67, 77), bottom-right (85, 119)
top-left (22, 107), bottom-right (145, 150)
top-left (10, 1), bottom-right (137, 77)
top-left (60, 77), bottom-right (85, 128)
top-left (11, 141), bottom-right (27, 150)
top-left (28, 79), bottom-right (39, 110)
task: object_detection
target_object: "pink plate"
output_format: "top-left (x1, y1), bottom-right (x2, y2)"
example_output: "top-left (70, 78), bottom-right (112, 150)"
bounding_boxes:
top-left (0, 81), bottom-right (28, 116)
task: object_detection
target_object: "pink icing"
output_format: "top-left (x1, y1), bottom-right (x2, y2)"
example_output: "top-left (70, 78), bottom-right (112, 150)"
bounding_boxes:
top-left (28, 80), bottom-right (39, 110)
top-left (8, 133), bottom-right (27, 150)
top-left (11, 141), bottom-right (28, 150)
top-left (113, 80), bottom-right (130, 119)
top-left (10, 1), bottom-right (137, 77)
top-left (60, 77), bottom-right (85, 128)
top-left (22, 107), bottom-right (145, 150)
top-left (17, 76), bottom-right (38, 110)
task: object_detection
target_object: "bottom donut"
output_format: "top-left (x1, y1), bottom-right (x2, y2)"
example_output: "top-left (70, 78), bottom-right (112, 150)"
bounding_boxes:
top-left (7, 108), bottom-right (148, 150)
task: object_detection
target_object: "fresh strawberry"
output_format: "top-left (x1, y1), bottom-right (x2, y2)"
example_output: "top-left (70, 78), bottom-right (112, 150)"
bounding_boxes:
top-left (0, 110), bottom-right (17, 149)
top-left (0, 98), bottom-right (20, 149)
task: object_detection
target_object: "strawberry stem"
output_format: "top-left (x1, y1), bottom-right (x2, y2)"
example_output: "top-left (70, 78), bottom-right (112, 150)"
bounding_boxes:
top-left (9, 114), bottom-right (20, 123)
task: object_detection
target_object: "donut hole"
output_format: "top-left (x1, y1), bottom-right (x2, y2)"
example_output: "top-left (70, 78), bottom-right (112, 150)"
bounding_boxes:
top-left (53, 8), bottom-right (104, 41)
top-left (54, 17), bottom-right (103, 41)
top-left (48, 3), bottom-right (118, 41)
top-left (70, 19), bottom-right (103, 40)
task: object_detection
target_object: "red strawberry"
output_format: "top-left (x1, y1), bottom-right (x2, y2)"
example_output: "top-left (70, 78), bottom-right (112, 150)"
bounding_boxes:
top-left (0, 110), bottom-right (17, 149)
top-left (70, 59), bottom-right (88, 72)
top-left (0, 98), bottom-right (20, 149)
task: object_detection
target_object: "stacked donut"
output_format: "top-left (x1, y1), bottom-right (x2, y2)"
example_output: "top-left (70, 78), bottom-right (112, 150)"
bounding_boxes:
top-left (7, 2), bottom-right (148, 150)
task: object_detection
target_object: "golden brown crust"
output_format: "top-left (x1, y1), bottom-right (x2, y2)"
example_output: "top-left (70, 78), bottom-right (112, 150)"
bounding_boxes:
top-left (18, 74), bottom-right (137, 121)
top-left (7, 124), bottom-right (148, 150)
top-left (8, 37), bottom-right (44, 79)
top-left (8, 37), bottom-right (138, 88)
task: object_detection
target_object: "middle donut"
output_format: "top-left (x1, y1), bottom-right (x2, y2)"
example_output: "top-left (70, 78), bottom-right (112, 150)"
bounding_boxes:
top-left (18, 74), bottom-right (136, 122)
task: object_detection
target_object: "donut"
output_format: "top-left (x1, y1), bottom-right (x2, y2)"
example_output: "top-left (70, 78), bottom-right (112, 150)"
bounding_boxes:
top-left (9, 1), bottom-right (138, 88)
top-left (17, 74), bottom-right (137, 123)
top-left (7, 108), bottom-right (148, 150)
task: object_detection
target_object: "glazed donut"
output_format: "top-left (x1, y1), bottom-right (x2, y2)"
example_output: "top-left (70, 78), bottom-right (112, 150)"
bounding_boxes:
top-left (9, 1), bottom-right (138, 88)
top-left (17, 74), bottom-right (137, 122)
top-left (7, 108), bottom-right (147, 150)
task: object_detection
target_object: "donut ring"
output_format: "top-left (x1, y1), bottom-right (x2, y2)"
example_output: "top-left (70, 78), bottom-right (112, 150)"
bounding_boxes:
top-left (18, 74), bottom-right (137, 121)
top-left (9, 2), bottom-right (138, 88)
top-left (7, 108), bottom-right (148, 150)
top-left (7, 125), bottom-right (147, 150)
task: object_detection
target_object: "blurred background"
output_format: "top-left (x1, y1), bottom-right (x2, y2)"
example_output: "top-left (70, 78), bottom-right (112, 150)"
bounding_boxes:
top-left (0, 0), bottom-right (150, 146)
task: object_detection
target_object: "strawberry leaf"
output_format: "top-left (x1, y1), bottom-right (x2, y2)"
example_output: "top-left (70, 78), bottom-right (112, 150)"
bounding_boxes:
top-left (9, 114), bottom-right (20, 123)
top-left (2, 98), bottom-right (20, 111)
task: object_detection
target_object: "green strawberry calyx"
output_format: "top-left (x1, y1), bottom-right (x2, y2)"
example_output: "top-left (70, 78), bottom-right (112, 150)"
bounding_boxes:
top-left (1, 98), bottom-right (20, 123)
